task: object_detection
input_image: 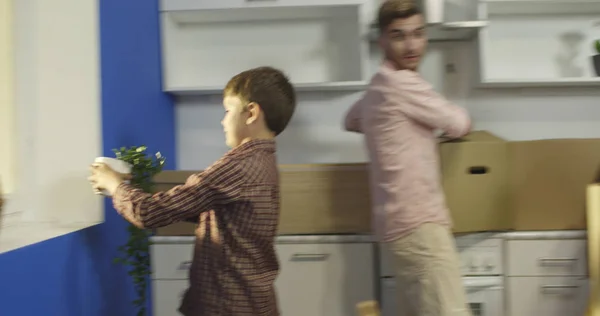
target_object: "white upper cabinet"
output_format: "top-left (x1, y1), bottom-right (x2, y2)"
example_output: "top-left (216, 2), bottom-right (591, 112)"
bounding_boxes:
top-left (477, 0), bottom-right (600, 87)
top-left (159, 0), bottom-right (375, 95)
top-left (161, 0), bottom-right (371, 11)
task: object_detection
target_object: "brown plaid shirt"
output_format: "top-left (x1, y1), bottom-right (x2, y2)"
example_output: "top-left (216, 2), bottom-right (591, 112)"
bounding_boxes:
top-left (112, 139), bottom-right (281, 316)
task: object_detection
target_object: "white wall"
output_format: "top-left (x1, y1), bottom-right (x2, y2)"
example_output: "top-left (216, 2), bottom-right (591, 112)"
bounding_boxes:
top-left (7, 0), bottom-right (103, 224)
top-left (175, 42), bottom-right (600, 170)
top-left (0, 0), bottom-right (15, 197)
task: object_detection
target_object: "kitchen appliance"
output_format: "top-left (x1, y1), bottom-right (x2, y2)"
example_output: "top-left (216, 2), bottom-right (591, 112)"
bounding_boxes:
top-left (379, 233), bottom-right (505, 316)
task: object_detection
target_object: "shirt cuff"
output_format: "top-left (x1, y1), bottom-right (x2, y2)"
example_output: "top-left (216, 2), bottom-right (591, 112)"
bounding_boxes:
top-left (112, 182), bottom-right (133, 205)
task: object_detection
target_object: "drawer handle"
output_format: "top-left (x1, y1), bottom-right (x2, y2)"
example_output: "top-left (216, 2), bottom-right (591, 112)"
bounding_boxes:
top-left (290, 253), bottom-right (330, 262)
top-left (538, 257), bottom-right (577, 266)
top-left (541, 285), bottom-right (579, 295)
top-left (177, 261), bottom-right (192, 270)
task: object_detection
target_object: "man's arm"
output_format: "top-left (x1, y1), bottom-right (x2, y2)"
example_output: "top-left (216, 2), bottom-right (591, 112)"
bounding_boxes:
top-left (111, 159), bottom-right (243, 229)
top-left (344, 100), bottom-right (364, 134)
top-left (388, 71), bottom-right (471, 138)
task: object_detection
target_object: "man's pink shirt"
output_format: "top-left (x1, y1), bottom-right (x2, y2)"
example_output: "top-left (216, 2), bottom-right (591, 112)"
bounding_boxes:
top-left (344, 62), bottom-right (471, 242)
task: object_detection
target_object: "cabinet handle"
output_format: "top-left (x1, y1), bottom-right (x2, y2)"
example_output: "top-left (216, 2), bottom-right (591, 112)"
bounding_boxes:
top-left (538, 257), bottom-right (577, 266)
top-left (177, 261), bottom-right (192, 270)
top-left (290, 253), bottom-right (330, 262)
top-left (540, 285), bottom-right (579, 295)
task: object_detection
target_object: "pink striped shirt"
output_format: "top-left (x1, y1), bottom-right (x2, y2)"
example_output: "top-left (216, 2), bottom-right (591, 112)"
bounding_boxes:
top-left (344, 62), bottom-right (471, 242)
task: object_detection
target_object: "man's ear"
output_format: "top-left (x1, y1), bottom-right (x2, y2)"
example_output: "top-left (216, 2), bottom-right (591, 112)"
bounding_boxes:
top-left (245, 102), bottom-right (260, 125)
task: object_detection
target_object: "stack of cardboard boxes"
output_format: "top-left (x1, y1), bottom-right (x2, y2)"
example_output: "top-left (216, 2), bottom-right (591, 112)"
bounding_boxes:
top-left (154, 131), bottom-right (600, 236)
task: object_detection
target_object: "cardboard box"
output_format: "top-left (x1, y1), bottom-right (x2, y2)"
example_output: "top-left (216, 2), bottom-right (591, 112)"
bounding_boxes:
top-left (153, 131), bottom-right (600, 236)
top-left (152, 164), bottom-right (372, 236)
top-left (440, 131), bottom-right (512, 233)
top-left (442, 132), bottom-right (600, 232)
top-left (510, 139), bottom-right (600, 230)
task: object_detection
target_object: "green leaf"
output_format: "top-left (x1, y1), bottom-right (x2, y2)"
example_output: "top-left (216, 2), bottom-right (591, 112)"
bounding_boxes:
top-left (596, 39), bottom-right (600, 54)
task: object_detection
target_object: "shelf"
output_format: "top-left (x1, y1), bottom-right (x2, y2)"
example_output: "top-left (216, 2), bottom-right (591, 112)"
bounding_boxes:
top-left (478, 77), bottom-right (600, 88)
top-left (165, 81), bottom-right (369, 96)
top-left (367, 21), bottom-right (488, 42)
top-left (484, 0), bottom-right (600, 15)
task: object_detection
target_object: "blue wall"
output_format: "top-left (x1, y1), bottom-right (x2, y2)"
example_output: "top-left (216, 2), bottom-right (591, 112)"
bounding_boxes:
top-left (0, 0), bottom-right (176, 315)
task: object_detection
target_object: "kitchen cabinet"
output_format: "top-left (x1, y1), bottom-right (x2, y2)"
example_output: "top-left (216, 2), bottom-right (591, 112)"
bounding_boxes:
top-left (159, 0), bottom-right (374, 95)
top-left (158, 0), bottom-right (488, 96)
top-left (507, 276), bottom-right (589, 316)
top-left (275, 242), bottom-right (376, 316)
top-left (477, 0), bottom-right (600, 87)
top-left (150, 238), bottom-right (376, 316)
top-left (505, 238), bottom-right (590, 316)
top-left (153, 280), bottom-right (188, 316)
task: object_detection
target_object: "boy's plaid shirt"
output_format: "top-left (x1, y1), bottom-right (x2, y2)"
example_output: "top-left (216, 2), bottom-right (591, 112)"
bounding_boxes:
top-left (112, 139), bottom-right (281, 315)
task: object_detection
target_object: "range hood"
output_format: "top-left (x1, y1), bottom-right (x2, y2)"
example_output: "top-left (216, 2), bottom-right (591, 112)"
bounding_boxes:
top-left (369, 0), bottom-right (488, 42)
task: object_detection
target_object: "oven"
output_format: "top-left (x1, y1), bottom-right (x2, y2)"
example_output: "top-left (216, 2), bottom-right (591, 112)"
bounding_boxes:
top-left (378, 234), bottom-right (506, 316)
top-left (380, 276), bottom-right (504, 316)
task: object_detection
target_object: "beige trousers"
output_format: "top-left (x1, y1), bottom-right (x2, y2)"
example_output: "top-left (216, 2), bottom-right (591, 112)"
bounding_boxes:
top-left (386, 223), bottom-right (472, 316)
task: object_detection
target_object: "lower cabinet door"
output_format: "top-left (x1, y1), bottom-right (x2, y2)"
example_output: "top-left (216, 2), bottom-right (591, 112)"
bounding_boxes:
top-left (153, 280), bottom-right (188, 316)
top-left (275, 242), bottom-right (376, 316)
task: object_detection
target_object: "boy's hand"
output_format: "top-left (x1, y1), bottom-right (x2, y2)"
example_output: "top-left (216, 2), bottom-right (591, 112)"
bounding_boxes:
top-left (88, 163), bottom-right (131, 196)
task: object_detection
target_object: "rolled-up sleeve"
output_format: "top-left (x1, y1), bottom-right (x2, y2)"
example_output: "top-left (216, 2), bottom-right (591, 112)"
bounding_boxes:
top-left (386, 70), bottom-right (471, 138)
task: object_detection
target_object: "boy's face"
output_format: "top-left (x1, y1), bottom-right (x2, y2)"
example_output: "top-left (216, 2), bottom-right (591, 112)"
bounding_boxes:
top-left (222, 94), bottom-right (250, 148)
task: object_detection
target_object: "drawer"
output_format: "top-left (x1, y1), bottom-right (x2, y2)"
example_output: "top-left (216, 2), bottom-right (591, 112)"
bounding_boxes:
top-left (275, 243), bottom-right (376, 316)
top-left (507, 276), bottom-right (589, 316)
top-left (151, 244), bottom-right (194, 280)
top-left (153, 280), bottom-right (188, 316)
top-left (506, 240), bottom-right (587, 276)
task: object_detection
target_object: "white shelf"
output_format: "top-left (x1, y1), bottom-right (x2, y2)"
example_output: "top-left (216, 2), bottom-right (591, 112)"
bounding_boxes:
top-left (479, 77), bottom-right (600, 88)
top-left (166, 81), bottom-right (369, 96)
top-left (160, 3), bottom-right (371, 93)
top-left (367, 21), bottom-right (488, 42)
top-left (484, 0), bottom-right (600, 15)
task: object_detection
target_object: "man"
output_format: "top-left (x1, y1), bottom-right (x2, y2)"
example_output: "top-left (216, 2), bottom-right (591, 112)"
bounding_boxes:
top-left (89, 66), bottom-right (296, 315)
top-left (343, 1), bottom-right (472, 315)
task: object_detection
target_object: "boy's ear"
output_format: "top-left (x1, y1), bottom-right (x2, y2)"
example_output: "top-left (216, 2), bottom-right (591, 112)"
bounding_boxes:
top-left (245, 102), bottom-right (260, 125)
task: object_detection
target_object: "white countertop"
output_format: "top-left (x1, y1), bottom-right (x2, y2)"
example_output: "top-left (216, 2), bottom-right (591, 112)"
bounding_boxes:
top-left (150, 230), bottom-right (587, 244)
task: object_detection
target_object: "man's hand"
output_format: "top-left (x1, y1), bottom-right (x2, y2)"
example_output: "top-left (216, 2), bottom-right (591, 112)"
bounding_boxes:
top-left (88, 163), bottom-right (131, 196)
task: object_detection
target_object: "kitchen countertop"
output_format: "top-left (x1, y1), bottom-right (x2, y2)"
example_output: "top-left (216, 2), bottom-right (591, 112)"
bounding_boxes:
top-left (150, 230), bottom-right (587, 244)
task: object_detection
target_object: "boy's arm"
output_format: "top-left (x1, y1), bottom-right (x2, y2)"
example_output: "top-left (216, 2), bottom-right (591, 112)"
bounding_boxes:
top-left (344, 101), bottom-right (363, 134)
top-left (111, 159), bottom-right (243, 229)
top-left (389, 71), bottom-right (471, 138)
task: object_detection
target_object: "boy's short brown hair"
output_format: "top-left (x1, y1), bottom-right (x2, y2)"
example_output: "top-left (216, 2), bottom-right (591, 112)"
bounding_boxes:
top-left (377, 0), bottom-right (422, 32)
top-left (224, 67), bottom-right (296, 136)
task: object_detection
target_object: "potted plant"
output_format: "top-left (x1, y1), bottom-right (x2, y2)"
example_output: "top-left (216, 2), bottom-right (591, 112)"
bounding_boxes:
top-left (594, 39), bottom-right (600, 76)
top-left (112, 145), bottom-right (166, 316)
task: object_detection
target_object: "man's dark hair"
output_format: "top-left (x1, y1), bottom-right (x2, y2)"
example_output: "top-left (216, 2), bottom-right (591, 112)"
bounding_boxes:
top-left (224, 66), bottom-right (296, 136)
top-left (377, 0), bottom-right (423, 32)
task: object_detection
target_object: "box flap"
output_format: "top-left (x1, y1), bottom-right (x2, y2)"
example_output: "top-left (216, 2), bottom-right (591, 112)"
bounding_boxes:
top-left (442, 130), bottom-right (505, 143)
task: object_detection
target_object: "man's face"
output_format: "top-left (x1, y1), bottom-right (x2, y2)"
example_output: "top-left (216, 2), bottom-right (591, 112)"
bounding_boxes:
top-left (221, 95), bottom-right (250, 148)
top-left (379, 14), bottom-right (427, 71)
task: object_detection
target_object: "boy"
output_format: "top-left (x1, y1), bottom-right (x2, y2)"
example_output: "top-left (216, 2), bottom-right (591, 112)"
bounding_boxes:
top-left (89, 66), bottom-right (296, 316)
top-left (343, 1), bottom-right (472, 315)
